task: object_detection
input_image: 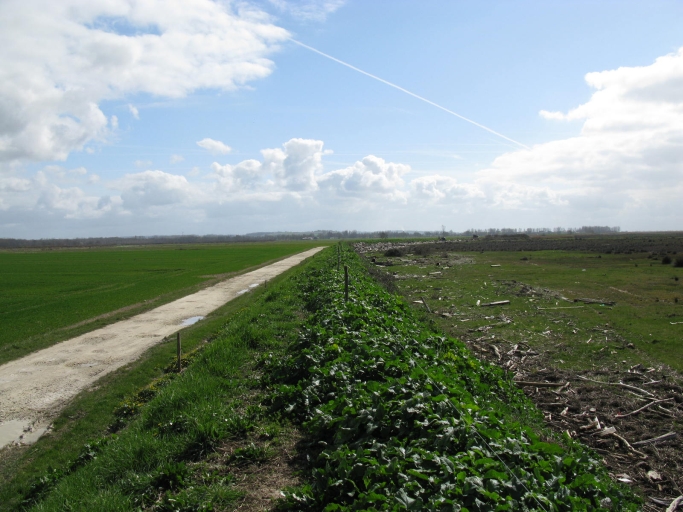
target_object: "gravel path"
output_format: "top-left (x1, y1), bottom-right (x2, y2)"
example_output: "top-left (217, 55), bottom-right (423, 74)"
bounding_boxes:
top-left (0, 247), bottom-right (324, 448)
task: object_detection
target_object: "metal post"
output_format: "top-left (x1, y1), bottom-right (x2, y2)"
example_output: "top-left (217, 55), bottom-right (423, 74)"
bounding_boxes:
top-left (344, 265), bottom-right (349, 302)
top-left (176, 332), bottom-right (181, 372)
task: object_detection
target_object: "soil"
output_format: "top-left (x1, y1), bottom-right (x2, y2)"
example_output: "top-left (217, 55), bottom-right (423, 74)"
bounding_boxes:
top-left (0, 248), bottom-right (324, 450)
top-left (468, 338), bottom-right (683, 510)
top-left (218, 429), bottom-right (306, 512)
top-left (357, 233), bottom-right (683, 256)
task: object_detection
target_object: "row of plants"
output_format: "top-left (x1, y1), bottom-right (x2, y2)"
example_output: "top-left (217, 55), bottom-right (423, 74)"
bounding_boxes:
top-left (264, 245), bottom-right (640, 511)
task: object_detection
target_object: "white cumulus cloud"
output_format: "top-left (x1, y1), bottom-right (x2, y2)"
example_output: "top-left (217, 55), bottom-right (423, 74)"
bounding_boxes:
top-left (268, 0), bottom-right (345, 22)
top-left (411, 176), bottom-right (484, 204)
top-left (128, 104), bottom-right (140, 120)
top-left (262, 138), bottom-right (327, 192)
top-left (318, 155), bottom-right (409, 200)
top-left (0, 0), bottom-right (289, 164)
top-left (197, 138), bottom-right (232, 155)
top-left (479, 47), bottom-right (683, 228)
top-left (115, 170), bottom-right (200, 211)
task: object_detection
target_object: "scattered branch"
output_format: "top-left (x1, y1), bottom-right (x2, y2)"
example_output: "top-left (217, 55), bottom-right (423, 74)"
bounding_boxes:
top-left (514, 381), bottom-right (568, 388)
top-left (610, 432), bottom-right (647, 458)
top-left (480, 300), bottom-right (510, 307)
top-left (573, 297), bottom-right (616, 306)
top-left (614, 398), bottom-right (674, 418)
top-left (667, 496), bottom-right (683, 512)
top-left (632, 432), bottom-right (677, 447)
top-left (577, 376), bottom-right (655, 397)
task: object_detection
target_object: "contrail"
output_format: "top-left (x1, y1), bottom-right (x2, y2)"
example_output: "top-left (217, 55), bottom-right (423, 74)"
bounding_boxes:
top-left (289, 39), bottom-right (530, 151)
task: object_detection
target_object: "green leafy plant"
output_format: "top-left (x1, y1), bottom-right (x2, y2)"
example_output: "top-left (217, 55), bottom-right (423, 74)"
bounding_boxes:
top-left (265, 245), bottom-right (640, 511)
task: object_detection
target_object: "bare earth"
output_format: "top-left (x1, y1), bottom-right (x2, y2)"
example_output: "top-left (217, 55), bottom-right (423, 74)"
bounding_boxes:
top-left (0, 247), bottom-right (324, 448)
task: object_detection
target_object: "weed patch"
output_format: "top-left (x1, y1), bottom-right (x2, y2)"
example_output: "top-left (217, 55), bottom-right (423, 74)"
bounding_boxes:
top-left (265, 246), bottom-right (639, 510)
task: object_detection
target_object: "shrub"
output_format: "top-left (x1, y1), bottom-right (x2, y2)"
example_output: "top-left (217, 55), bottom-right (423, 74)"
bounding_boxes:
top-left (662, 255), bottom-right (672, 264)
top-left (674, 258), bottom-right (683, 268)
top-left (383, 248), bottom-right (403, 257)
top-left (412, 244), bottom-right (433, 256)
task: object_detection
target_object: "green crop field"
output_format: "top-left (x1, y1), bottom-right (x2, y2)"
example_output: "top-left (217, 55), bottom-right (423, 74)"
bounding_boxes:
top-left (0, 241), bottom-right (328, 365)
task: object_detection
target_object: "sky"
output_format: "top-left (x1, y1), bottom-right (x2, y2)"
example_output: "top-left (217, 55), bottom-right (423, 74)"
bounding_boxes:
top-left (1, 0), bottom-right (683, 238)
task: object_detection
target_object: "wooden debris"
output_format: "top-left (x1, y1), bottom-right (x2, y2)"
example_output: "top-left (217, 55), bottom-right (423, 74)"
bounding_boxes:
top-left (514, 380), bottom-right (568, 388)
top-left (580, 416), bottom-right (601, 430)
top-left (551, 382), bottom-right (570, 393)
top-left (577, 376), bottom-right (655, 398)
top-left (615, 473), bottom-right (633, 483)
top-left (646, 470), bottom-right (662, 482)
top-left (614, 398), bottom-right (674, 418)
top-left (610, 432), bottom-right (647, 458)
top-left (538, 306), bottom-right (585, 310)
top-left (479, 300), bottom-right (510, 307)
top-left (632, 431), bottom-right (677, 447)
top-left (573, 297), bottom-right (616, 306)
top-left (667, 496), bottom-right (683, 512)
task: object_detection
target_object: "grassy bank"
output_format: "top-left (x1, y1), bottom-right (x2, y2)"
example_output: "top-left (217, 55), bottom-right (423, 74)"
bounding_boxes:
top-left (0, 241), bottom-right (327, 365)
top-left (0, 251), bottom-right (316, 511)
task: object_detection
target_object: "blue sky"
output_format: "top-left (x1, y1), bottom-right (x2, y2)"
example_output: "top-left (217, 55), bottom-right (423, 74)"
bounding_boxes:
top-left (2, 0), bottom-right (683, 237)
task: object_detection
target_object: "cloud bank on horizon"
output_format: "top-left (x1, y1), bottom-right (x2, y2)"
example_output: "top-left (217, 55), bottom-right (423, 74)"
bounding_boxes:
top-left (0, 0), bottom-right (682, 237)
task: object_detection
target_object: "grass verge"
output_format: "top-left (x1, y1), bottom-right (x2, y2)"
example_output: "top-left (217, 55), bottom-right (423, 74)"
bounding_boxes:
top-left (0, 251), bottom-right (317, 511)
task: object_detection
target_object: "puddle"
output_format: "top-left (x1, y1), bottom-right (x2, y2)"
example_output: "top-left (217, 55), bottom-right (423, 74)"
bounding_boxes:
top-left (180, 316), bottom-right (204, 326)
top-left (0, 420), bottom-right (49, 449)
top-left (236, 289), bottom-right (249, 295)
top-left (249, 283), bottom-right (260, 288)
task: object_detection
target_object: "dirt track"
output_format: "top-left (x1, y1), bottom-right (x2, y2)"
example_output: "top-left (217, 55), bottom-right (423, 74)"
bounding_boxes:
top-left (0, 247), bottom-right (324, 448)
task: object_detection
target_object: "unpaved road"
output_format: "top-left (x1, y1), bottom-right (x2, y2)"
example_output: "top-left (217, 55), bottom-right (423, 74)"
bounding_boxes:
top-left (0, 247), bottom-right (324, 448)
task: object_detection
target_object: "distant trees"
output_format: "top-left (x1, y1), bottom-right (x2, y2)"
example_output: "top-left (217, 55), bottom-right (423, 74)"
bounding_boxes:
top-left (463, 226), bottom-right (621, 236)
